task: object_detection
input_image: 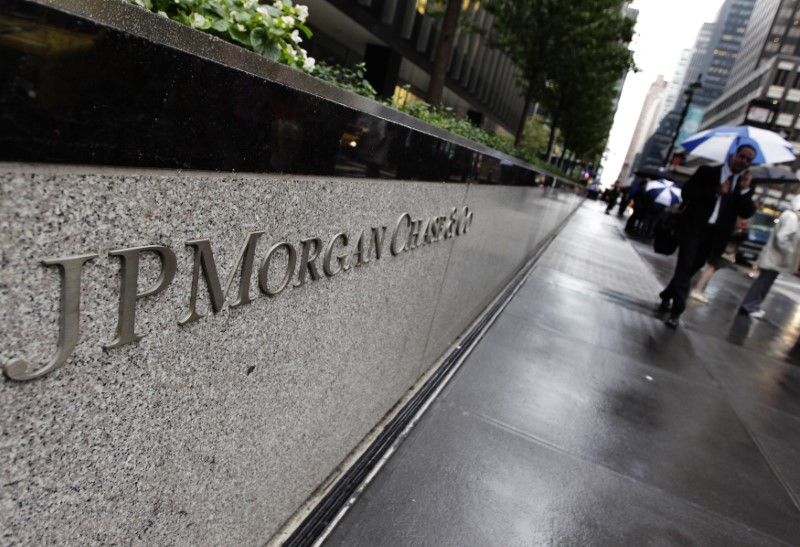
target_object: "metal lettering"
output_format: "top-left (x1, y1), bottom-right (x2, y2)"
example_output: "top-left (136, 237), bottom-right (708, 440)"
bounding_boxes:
top-left (104, 246), bottom-right (177, 350)
top-left (423, 218), bottom-right (434, 245)
top-left (179, 240), bottom-right (225, 326)
top-left (259, 242), bottom-right (297, 296)
top-left (371, 225), bottom-right (387, 260)
top-left (323, 232), bottom-right (350, 276)
top-left (406, 219), bottom-right (422, 250)
top-left (3, 253), bottom-right (98, 381)
top-left (436, 216), bottom-right (447, 241)
top-left (430, 217), bottom-right (440, 242)
top-left (225, 231), bottom-right (266, 308)
top-left (391, 213), bottom-right (411, 256)
top-left (348, 230), bottom-right (370, 269)
top-left (179, 233), bottom-right (265, 325)
top-left (445, 208), bottom-right (458, 239)
top-left (462, 207), bottom-right (473, 234)
top-left (293, 237), bottom-right (323, 288)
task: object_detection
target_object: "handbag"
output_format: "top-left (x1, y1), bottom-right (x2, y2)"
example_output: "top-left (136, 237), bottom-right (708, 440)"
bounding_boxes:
top-left (653, 210), bottom-right (681, 255)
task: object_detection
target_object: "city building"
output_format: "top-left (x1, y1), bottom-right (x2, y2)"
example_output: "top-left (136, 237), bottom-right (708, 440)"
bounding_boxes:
top-left (303, 0), bottom-right (635, 156)
top-left (636, 0), bottom-right (757, 170)
top-left (302, 0), bottom-right (526, 134)
top-left (617, 75), bottom-right (668, 182)
top-left (701, 0), bottom-right (800, 144)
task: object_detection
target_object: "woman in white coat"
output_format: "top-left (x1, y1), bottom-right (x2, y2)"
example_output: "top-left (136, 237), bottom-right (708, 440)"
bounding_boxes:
top-left (739, 195), bottom-right (800, 319)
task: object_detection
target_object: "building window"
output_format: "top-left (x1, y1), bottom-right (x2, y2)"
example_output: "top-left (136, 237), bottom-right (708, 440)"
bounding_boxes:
top-left (775, 69), bottom-right (791, 86)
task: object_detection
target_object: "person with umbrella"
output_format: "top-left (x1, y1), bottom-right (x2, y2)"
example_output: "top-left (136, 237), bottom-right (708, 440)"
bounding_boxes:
top-left (643, 179), bottom-right (682, 236)
top-left (687, 170), bottom-right (754, 305)
top-left (659, 143), bottom-right (757, 328)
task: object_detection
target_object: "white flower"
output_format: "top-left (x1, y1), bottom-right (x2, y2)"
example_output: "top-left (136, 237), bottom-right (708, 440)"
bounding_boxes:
top-left (303, 56), bottom-right (316, 72)
top-left (282, 15), bottom-right (295, 26)
top-left (157, 10), bottom-right (168, 17)
top-left (286, 45), bottom-right (297, 60)
top-left (191, 13), bottom-right (207, 27)
top-left (290, 29), bottom-right (301, 43)
top-left (296, 5), bottom-right (309, 22)
top-left (273, 0), bottom-right (284, 9)
top-left (256, 6), bottom-right (270, 17)
top-left (236, 23), bottom-right (246, 32)
top-left (243, 0), bottom-right (258, 8)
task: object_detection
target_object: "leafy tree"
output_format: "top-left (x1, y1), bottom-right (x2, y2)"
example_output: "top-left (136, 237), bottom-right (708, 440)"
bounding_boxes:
top-left (538, 0), bottom-right (634, 162)
top-left (521, 115), bottom-right (551, 158)
top-left (486, 0), bottom-right (635, 152)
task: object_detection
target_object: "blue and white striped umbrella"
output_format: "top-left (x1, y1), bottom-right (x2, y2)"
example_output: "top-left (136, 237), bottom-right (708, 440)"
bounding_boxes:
top-left (645, 178), bottom-right (682, 207)
top-left (680, 125), bottom-right (796, 165)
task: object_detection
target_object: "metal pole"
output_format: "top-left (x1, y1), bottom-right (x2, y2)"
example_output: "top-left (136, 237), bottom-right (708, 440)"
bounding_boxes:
top-left (664, 95), bottom-right (693, 167)
top-left (664, 77), bottom-right (702, 167)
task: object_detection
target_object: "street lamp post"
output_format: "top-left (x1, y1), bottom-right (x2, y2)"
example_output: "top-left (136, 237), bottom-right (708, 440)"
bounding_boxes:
top-left (664, 76), bottom-right (703, 167)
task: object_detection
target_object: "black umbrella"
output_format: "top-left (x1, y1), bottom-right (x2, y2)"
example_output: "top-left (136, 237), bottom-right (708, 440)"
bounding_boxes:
top-left (634, 166), bottom-right (680, 182)
top-left (748, 164), bottom-right (799, 184)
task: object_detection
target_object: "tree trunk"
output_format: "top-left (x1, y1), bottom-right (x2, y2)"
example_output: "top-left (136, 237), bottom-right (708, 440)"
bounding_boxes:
top-left (558, 144), bottom-right (568, 170)
top-left (545, 107), bottom-right (561, 165)
top-left (427, 0), bottom-right (461, 105)
top-left (515, 80), bottom-right (536, 147)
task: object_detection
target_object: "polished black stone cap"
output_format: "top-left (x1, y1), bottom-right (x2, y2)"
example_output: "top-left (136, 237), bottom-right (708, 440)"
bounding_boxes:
top-left (0, 0), bottom-right (569, 187)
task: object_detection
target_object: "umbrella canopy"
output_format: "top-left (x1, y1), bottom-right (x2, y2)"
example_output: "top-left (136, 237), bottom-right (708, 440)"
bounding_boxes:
top-left (748, 164), bottom-right (800, 184)
top-left (645, 178), bottom-right (682, 207)
top-left (680, 125), bottom-right (796, 165)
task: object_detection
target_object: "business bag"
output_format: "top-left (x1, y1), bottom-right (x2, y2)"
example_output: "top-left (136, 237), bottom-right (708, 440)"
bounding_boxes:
top-left (653, 211), bottom-right (681, 255)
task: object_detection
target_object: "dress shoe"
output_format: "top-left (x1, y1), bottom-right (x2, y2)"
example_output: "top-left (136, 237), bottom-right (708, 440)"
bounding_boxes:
top-left (665, 316), bottom-right (680, 329)
top-left (689, 290), bottom-right (710, 304)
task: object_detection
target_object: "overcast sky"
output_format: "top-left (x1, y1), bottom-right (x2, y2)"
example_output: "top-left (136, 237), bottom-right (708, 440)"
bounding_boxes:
top-left (601, 0), bottom-right (727, 185)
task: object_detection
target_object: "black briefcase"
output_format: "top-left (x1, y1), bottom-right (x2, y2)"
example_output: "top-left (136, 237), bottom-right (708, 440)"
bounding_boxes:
top-left (653, 212), bottom-right (681, 255)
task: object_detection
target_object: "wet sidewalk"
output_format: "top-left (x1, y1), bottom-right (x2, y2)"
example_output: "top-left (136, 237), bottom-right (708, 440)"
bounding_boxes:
top-left (322, 201), bottom-right (800, 546)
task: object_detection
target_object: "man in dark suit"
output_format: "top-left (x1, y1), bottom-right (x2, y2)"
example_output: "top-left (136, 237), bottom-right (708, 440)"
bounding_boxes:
top-left (659, 144), bottom-right (757, 328)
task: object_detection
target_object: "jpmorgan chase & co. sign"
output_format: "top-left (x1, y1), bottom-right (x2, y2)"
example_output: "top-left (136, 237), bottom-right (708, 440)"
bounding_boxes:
top-left (3, 207), bottom-right (474, 382)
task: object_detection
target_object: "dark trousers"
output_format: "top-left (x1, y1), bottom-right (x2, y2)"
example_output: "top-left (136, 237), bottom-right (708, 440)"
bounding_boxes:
top-left (660, 225), bottom-right (715, 317)
top-left (740, 269), bottom-right (779, 313)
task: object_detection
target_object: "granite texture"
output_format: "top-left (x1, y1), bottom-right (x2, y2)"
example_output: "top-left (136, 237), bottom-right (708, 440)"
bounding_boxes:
top-left (422, 183), bottom-right (582, 370)
top-left (0, 1), bottom-right (585, 544)
top-left (1, 167), bottom-right (581, 544)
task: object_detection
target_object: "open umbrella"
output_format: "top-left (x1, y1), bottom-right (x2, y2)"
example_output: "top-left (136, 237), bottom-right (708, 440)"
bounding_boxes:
top-left (645, 178), bottom-right (682, 207)
top-left (748, 164), bottom-right (800, 184)
top-left (680, 125), bottom-right (796, 165)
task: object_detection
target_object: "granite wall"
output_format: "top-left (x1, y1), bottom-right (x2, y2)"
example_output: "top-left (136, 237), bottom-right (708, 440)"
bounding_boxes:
top-left (1, 1), bottom-right (584, 544)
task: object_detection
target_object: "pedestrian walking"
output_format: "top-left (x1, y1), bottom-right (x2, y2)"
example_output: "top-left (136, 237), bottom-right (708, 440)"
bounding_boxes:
top-left (689, 172), bottom-right (754, 304)
top-left (739, 195), bottom-right (800, 319)
top-left (605, 182), bottom-right (620, 214)
top-left (659, 144), bottom-right (757, 328)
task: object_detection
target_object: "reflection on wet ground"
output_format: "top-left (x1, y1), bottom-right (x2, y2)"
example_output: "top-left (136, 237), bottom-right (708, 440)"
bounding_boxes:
top-left (325, 201), bottom-right (800, 546)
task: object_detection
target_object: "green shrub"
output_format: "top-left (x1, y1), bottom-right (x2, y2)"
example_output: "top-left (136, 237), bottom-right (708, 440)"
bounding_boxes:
top-left (127, 0), bottom-right (315, 71)
top-left (312, 61), bottom-right (378, 100)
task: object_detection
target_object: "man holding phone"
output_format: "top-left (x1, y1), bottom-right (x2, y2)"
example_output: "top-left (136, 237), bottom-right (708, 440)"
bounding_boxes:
top-left (659, 144), bottom-right (757, 328)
